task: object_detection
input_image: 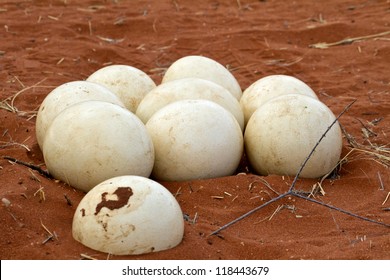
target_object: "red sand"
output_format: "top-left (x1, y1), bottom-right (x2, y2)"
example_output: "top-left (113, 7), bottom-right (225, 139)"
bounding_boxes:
top-left (0, 0), bottom-right (389, 260)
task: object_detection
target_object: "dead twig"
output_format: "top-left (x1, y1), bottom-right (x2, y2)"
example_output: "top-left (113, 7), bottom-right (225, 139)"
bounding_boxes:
top-left (64, 194), bottom-right (73, 206)
top-left (3, 156), bottom-right (52, 178)
top-left (40, 219), bottom-right (57, 244)
top-left (310, 30), bottom-right (390, 49)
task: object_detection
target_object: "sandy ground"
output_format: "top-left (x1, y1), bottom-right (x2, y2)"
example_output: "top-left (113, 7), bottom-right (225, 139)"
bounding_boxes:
top-left (0, 0), bottom-right (389, 260)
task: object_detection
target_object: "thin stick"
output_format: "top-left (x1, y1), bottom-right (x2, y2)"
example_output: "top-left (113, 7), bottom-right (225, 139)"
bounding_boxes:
top-left (209, 193), bottom-right (288, 236)
top-left (292, 192), bottom-right (390, 228)
top-left (3, 156), bottom-right (52, 178)
top-left (310, 30), bottom-right (390, 49)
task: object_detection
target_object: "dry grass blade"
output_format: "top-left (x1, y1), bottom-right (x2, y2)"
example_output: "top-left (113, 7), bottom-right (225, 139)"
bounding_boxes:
top-left (10, 78), bottom-right (47, 109)
top-left (340, 122), bottom-right (389, 167)
top-left (268, 204), bottom-right (283, 221)
top-left (248, 178), bottom-right (280, 195)
top-left (310, 30), bottom-right (390, 49)
top-left (40, 219), bottom-right (53, 236)
top-left (382, 192), bottom-right (390, 206)
top-left (0, 100), bottom-right (16, 113)
top-left (80, 253), bottom-right (98, 260)
top-left (352, 147), bottom-right (390, 167)
top-left (0, 78), bottom-right (51, 118)
top-left (96, 35), bottom-right (124, 44)
top-left (0, 140), bottom-right (31, 152)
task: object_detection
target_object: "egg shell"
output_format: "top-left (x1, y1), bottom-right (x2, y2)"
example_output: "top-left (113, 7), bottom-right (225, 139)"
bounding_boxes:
top-left (35, 80), bottom-right (125, 149)
top-left (146, 99), bottom-right (244, 181)
top-left (72, 175), bottom-right (184, 255)
top-left (240, 75), bottom-right (318, 126)
top-left (244, 94), bottom-right (342, 178)
top-left (136, 77), bottom-right (244, 131)
top-left (162, 55), bottom-right (242, 101)
top-left (43, 100), bottom-right (154, 192)
top-left (86, 64), bottom-right (156, 113)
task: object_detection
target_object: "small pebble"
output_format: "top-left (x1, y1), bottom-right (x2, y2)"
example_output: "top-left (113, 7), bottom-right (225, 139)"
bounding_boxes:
top-left (2, 197), bottom-right (11, 207)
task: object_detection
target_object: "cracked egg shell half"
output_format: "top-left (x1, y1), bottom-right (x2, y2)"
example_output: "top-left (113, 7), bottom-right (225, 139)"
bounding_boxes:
top-left (72, 175), bottom-right (184, 255)
top-left (43, 100), bottom-right (154, 192)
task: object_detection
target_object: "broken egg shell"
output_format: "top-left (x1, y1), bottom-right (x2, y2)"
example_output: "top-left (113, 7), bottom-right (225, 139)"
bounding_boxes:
top-left (72, 175), bottom-right (184, 255)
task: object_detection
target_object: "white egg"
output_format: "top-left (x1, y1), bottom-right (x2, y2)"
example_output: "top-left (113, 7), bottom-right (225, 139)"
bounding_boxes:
top-left (72, 175), bottom-right (184, 255)
top-left (87, 64), bottom-right (156, 113)
top-left (146, 100), bottom-right (243, 181)
top-left (244, 94), bottom-right (342, 178)
top-left (240, 75), bottom-right (318, 126)
top-left (136, 78), bottom-right (244, 131)
top-left (43, 101), bottom-right (154, 192)
top-left (36, 80), bottom-right (125, 149)
top-left (162, 55), bottom-right (242, 101)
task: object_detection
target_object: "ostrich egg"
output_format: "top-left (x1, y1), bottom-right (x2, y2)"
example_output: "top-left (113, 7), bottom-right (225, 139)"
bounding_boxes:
top-left (244, 94), bottom-right (342, 178)
top-left (136, 77), bottom-right (244, 130)
top-left (87, 64), bottom-right (156, 113)
top-left (43, 101), bottom-right (154, 192)
top-left (146, 100), bottom-right (243, 181)
top-left (240, 75), bottom-right (318, 126)
top-left (162, 55), bottom-right (242, 101)
top-left (36, 80), bottom-right (124, 149)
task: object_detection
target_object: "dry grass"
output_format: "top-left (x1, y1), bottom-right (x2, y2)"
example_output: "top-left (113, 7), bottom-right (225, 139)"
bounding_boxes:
top-left (310, 30), bottom-right (390, 49)
top-left (341, 124), bottom-right (390, 168)
top-left (0, 78), bottom-right (54, 119)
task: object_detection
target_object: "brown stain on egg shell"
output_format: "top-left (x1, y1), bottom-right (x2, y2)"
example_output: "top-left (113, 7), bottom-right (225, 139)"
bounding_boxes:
top-left (94, 187), bottom-right (133, 215)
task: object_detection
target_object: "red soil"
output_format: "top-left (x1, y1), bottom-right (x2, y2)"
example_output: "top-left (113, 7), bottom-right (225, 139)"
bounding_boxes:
top-left (0, 0), bottom-right (389, 259)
